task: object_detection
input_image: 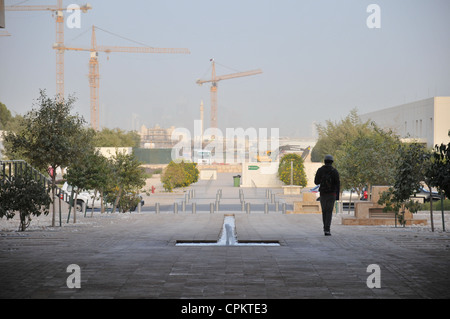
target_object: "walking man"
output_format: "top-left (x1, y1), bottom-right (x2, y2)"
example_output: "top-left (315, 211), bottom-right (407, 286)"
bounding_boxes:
top-left (314, 154), bottom-right (340, 236)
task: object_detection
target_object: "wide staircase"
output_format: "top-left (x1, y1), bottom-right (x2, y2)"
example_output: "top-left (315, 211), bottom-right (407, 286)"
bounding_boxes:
top-left (0, 160), bottom-right (68, 203)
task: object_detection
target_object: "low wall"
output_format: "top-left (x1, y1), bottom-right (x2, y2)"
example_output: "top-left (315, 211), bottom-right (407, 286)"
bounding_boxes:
top-left (241, 162), bottom-right (283, 188)
top-left (197, 164), bottom-right (242, 173)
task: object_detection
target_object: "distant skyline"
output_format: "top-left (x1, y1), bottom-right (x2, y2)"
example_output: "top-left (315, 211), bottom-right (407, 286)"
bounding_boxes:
top-left (1, 0), bottom-right (450, 137)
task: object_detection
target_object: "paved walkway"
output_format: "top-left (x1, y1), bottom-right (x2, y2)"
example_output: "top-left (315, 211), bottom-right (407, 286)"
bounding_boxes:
top-left (1, 173), bottom-right (449, 299)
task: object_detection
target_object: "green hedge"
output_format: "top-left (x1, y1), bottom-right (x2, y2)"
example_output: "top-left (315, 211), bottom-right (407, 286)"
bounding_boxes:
top-left (419, 199), bottom-right (450, 211)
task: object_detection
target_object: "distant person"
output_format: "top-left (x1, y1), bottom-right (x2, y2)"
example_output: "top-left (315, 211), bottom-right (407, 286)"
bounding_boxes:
top-left (314, 154), bottom-right (340, 236)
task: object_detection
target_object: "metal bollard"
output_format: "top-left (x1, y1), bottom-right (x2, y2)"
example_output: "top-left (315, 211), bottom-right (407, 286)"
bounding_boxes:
top-left (271, 193), bottom-right (275, 203)
top-left (192, 202), bottom-right (196, 214)
top-left (241, 201), bottom-right (245, 212)
top-left (264, 202), bottom-right (269, 214)
top-left (215, 200), bottom-right (220, 211)
top-left (282, 203), bottom-right (286, 214)
top-left (275, 201), bottom-right (279, 212)
top-left (155, 202), bottom-right (160, 214)
top-left (246, 202), bottom-right (251, 214)
top-left (174, 202), bottom-right (178, 214)
top-left (182, 201), bottom-right (186, 212)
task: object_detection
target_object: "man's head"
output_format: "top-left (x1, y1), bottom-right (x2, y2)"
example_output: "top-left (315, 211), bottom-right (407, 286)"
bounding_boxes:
top-left (324, 154), bottom-right (334, 165)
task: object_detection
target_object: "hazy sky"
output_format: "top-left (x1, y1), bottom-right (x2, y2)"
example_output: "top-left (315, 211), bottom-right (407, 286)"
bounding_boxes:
top-left (1, 0), bottom-right (450, 137)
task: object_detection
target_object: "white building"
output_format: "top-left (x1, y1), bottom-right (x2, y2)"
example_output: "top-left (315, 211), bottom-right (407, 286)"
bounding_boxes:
top-left (360, 97), bottom-right (450, 148)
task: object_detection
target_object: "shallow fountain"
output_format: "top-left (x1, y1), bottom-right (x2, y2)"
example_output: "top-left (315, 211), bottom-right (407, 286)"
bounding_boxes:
top-left (176, 214), bottom-right (280, 247)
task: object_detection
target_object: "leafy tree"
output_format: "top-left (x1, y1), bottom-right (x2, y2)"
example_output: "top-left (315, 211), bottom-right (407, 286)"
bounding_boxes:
top-left (334, 126), bottom-right (401, 197)
top-left (1, 102), bottom-right (24, 160)
top-left (429, 142), bottom-right (450, 198)
top-left (106, 151), bottom-right (146, 213)
top-left (93, 128), bottom-right (140, 148)
top-left (426, 141), bottom-right (450, 231)
top-left (378, 142), bottom-right (426, 226)
top-left (85, 151), bottom-right (112, 214)
top-left (3, 90), bottom-right (89, 226)
top-left (311, 109), bottom-right (371, 162)
top-left (0, 102), bottom-right (12, 129)
top-left (0, 171), bottom-right (51, 231)
top-left (65, 148), bottom-right (111, 219)
top-left (277, 153), bottom-right (307, 187)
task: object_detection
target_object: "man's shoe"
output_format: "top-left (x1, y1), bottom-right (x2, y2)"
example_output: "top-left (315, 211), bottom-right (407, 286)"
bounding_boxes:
top-left (324, 231), bottom-right (331, 236)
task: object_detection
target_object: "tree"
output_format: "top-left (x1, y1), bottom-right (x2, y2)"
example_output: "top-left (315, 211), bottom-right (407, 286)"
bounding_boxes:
top-left (334, 126), bottom-right (401, 197)
top-left (93, 128), bottom-right (140, 148)
top-left (0, 102), bottom-right (12, 129)
top-left (65, 148), bottom-right (111, 220)
top-left (427, 141), bottom-right (450, 231)
top-left (429, 142), bottom-right (450, 198)
top-left (106, 151), bottom-right (146, 213)
top-left (277, 153), bottom-right (307, 187)
top-left (3, 90), bottom-right (89, 226)
top-left (378, 142), bottom-right (426, 226)
top-left (311, 109), bottom-right (371, 162)
top-left (1, 102), bottom-right (24, 160)
top-left (0, 171), bottom-right (51, 231)
top-left (85, 151), bottom-right (112, 214)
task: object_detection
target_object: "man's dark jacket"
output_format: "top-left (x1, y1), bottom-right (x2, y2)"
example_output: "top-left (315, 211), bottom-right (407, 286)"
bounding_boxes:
top-left (314, 164), bottom-right (340, 200)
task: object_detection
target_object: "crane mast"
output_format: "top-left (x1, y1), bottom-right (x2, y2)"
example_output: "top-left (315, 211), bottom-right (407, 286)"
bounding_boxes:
top-left (196, 59), bottom-right (262, 132)
top-left (5, 1), bottom-right (92, 100)
top-left (57, 25), bottom-right (190, 130)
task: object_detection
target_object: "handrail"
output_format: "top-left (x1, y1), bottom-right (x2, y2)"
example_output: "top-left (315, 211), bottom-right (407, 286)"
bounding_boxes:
top-left (0, 160), bottom-right (67, 200)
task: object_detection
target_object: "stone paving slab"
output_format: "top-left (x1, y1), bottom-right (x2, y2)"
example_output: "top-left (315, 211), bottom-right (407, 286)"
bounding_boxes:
top-left (1, 172), bottom-right (449, 300)
top-left (1, 212), bottom-right (450, 299)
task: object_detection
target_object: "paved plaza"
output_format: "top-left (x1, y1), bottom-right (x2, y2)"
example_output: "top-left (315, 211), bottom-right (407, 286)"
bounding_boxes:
top-left (1, 173), bottom-right (449, 300)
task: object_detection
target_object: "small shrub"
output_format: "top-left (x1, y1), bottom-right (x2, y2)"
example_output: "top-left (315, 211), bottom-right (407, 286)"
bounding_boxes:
top-left (161, 161), bottom-right (199, 192)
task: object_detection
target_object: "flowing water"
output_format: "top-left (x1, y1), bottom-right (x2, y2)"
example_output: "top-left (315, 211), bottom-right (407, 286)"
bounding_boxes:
top-left (176, 214), bottom-right (280, 246)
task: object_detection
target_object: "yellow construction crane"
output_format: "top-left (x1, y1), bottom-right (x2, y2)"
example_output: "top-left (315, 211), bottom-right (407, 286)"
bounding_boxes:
top-left (196, 59), bottom-right (262, 131)
top-left (55, 25), bottom-right (190, 130)
top-left (5, 1), bottom-right (92, 100)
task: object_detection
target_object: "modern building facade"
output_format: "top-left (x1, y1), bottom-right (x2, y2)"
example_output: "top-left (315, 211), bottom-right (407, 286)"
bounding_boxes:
top-left (360, 97), bottom-right (450, 148)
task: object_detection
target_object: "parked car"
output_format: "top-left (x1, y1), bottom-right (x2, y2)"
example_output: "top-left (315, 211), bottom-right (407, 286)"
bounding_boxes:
top-left (411, 186), bottom-right (442, 202)
top-left (61, 182), bottom-right (144, 212)
top-left (340, 189), bottom-right (367, 203)
top-left (309, 185), bottom-right (320, 200)
top-left (310, 185), bottom-right (366, 203)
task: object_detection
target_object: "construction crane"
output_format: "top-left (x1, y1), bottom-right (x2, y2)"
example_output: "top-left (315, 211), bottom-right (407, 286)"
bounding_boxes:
top-left (55, 25), bottom-right (190, 130)
top-left (196, 59), bottom-right (262, 132)
top-left (6, 1), bottom-right (92, 100)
